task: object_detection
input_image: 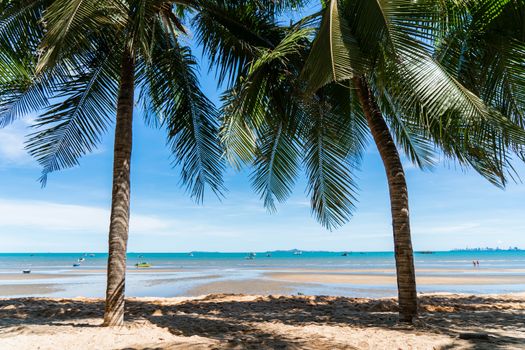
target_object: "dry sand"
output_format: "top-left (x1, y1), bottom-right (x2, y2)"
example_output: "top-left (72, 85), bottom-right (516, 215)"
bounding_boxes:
top-left (0, 293), bottom-right (524, 350)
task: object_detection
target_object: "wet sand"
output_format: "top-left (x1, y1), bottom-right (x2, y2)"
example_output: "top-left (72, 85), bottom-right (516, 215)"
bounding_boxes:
top-left (0, 293), bottom-right (524, 349)
top-left (266, 272), bottom-right (525, 286)
top-left (262, 267), bottom-right (525, 274)
top-left (2, 266), bottom-right (525, 298)
top-left (146, 274), bottom-right (222, 287)
top-left (0, 284), bottom-right (64, 296)
top-left (185, 279), bottom-right (308, 296)
top-left (0, 273), bottom-right (82, 281)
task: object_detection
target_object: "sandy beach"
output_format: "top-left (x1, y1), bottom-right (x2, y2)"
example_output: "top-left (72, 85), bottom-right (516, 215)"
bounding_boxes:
top-left (0, 293), bottom-right (524, 349)
top-left (2, 253), bottom-right (524, 348)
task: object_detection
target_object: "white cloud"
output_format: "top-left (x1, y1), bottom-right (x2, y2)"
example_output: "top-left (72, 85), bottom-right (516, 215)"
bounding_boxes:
top-left (0, 199), bottom-right (174, 234)
top-left (0, 117), bottom-right (107, 167)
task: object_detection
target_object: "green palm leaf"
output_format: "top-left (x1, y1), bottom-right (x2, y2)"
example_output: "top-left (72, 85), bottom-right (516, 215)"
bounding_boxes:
top-left (0, 0), bottom-right (48, 52)
top-left (251, 120), bottom-right (301, 211)
top-left (26, 51), bottom-right (118, 185)
top-left (301, 0), bottom-right (367, 92)
top-left (303, 84), bottom-right (367, 229)
top-left (143, 42), bottom-right (225, 201)
top-left (36, 0), bottom-right (125, 72)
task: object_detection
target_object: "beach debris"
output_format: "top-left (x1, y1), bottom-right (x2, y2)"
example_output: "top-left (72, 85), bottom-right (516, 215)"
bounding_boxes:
top-left (135, 262), bottom-right (151, 268)
top-left (22, 270), bottom-right (31, 274)
top-left (458, 332), bottom-right (490, 340)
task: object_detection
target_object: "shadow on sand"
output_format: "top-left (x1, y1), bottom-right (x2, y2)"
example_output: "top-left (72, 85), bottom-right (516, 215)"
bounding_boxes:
top-left (0, 294), bottom-right (523, 349)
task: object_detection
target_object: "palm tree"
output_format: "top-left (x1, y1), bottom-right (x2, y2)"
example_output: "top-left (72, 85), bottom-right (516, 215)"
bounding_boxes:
top-left (0, 0), bottom-right (226, 326)
top-left (0, 0), bottom-right (307, 326)
top-left (215, 0), bottom-right (525, 322)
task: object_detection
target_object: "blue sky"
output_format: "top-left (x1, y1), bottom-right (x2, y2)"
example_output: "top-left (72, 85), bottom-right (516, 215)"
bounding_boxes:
top-left (1, 11), bottom-right (525, 252)
top-left (1, 107), bottom-right (524, 252)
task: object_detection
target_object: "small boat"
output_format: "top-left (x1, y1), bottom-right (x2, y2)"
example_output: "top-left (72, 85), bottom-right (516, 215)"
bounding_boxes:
top-left (138, 254), bottom-right (144, 258)
top-left (245, 252), bottom-right (256, 260)
top-left (341, 252), bottom-right (348, 256)
top-left (417, 251), bottom-right (434, 254)
top-left (293, 250), bottom-right (302, 255)
top-left (135, 262), bottom-right (151, 268)
top-left (22, 270), bottom-right (31, 274)
top-left (266, 253), bottom-right (272, 257)
top-left (73, 263), bottom-right (80, 267)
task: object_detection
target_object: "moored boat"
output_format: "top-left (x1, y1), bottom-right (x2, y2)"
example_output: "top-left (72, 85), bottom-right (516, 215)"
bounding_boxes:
top-left (245, 252), bottom-right (256, 260)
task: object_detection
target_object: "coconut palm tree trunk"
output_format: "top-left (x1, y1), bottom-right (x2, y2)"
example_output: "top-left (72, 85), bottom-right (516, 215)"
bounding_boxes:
top-left (353, 77), bottom-right (418, 322)
top-left (103, 49), bottom-right (135, 327)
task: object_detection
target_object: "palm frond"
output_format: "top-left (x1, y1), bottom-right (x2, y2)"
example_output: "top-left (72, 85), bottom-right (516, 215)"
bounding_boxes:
top-left (250, 27), bottom-right (313, 72)
top-left (193, 0), bottom-right (282, 86)
top-left (301, 0), bottom-right (367, 92)
top-left (0, 48), bottom-right (51, 127)
top-left (0, 0), bottom-right (48, 52)
top-left (302, 84), bottom-right (367, 229)
top-left (251, 120), bottom-right (301, 211)
top-left (378, 89), bottom-right (437, 170)
top-left (382, 51), bottom-right (525, 186)
top-left (220, 86), bottom-right (258, 169)
top-left (143, 41), bottom-right (225, 201)
top-left (36, 0), bottom-right (125, 72)
top-left (26, 51), bottom-right (118, 185)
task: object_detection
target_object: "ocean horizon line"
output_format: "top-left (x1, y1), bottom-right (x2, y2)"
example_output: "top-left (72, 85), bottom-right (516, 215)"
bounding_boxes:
top-left (1, 248), bottom-right (523, 254)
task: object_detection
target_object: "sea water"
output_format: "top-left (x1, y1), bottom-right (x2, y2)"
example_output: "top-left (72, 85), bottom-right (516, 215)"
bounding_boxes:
top-left (1, 250), bottom-right (524, 298)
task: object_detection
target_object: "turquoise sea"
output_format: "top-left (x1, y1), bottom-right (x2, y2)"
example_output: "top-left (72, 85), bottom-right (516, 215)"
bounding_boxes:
top-left (1, 250), bottom-right (525, 270)
top-left (1, 250), bottom-right (524, 298)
